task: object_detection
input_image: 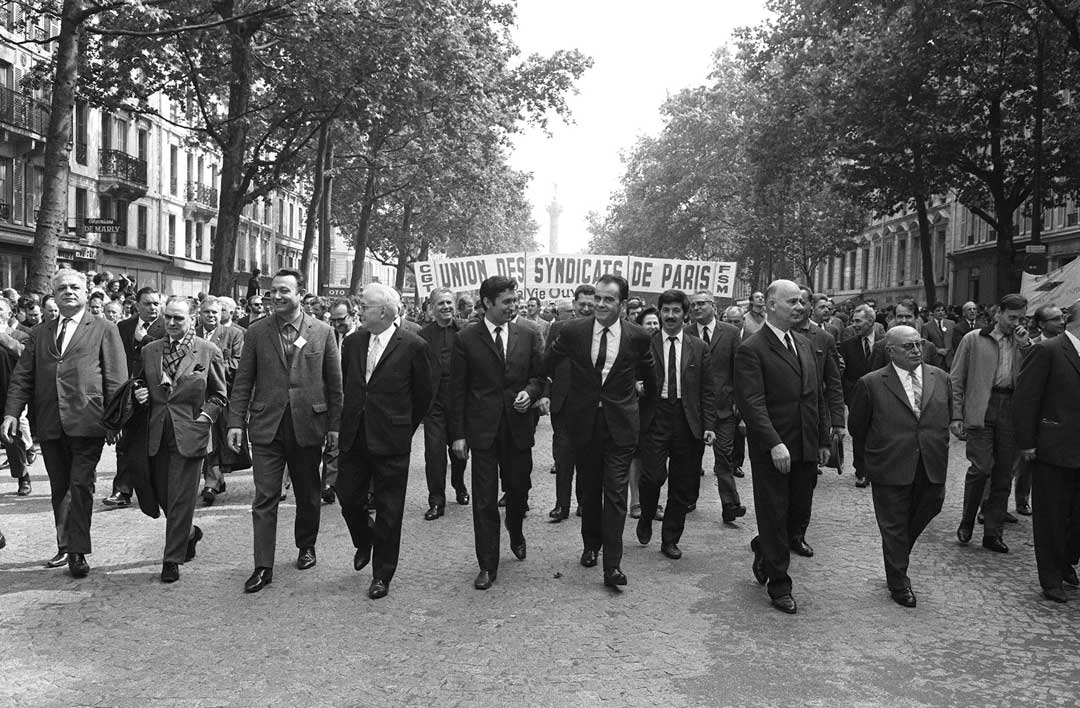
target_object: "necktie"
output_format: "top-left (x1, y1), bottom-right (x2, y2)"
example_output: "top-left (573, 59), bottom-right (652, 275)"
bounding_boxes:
top-left (785, 332), bottom-right (798, 361)
top-left (667, 336), bottom-right (679, 401)
top-left (366, 335), bottom-right (382, 383)
top-left (909, 369), bottom-right (921, 417)
top-left (55, 318), bottom-right (69, 353)
top-left (494, 326), bottom-right (505, 363)
top-left (863, 337), bottom-right (871, 361)
top-left (164, 339), bottom-right (180, 378)
top-left (702, 326), bottom-right (710, 345)
top-left (280, 323), bottom-right (297, 365)
top-left (594, 326), bottom-right (609, 377)
top-left (135, 319), bottom-right (147, 342)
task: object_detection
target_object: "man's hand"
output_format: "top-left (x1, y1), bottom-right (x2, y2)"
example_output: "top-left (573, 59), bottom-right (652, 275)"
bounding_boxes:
top-left (635, 381), bottom-right (645, 397)
top-left (325, 431), bottom-right (339, 453)
top-left (1019, 448), bottom-right (1037, 462)
top-left (950, 421), bottom-right (966, 440)
top-left (770, 442), bottom-right (791, 475)
top-left (452, 438), bottom-right (469, 461)
top-left (832, 426), bottom-right (845, 441)
top-left (703, 430), bottom-right (716, 445)
top-left (818, 446), bottom-right (831, 467)
top-left (513, 391), bottom-right (531, 413)
top-left (0, 415), bottom-right (16, 444)
top-left (536, 397), bottom-right (551, 416)
top-left (227, 427), bottom-right (244, 453)
top-left (133, 385), bottom-right (148, 404)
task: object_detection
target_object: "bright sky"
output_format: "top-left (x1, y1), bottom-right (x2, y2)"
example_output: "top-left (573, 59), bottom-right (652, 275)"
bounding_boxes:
top-left (509, 0), bottom-right (771, 254)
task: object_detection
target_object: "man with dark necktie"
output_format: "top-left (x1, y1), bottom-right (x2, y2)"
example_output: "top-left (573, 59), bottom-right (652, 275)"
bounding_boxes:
top-left (195, 296), bottom-right (244, 506)
top-left (545, 274), bottom-right (656, 588)
top-left (837, 304), bottom-right (879, 488)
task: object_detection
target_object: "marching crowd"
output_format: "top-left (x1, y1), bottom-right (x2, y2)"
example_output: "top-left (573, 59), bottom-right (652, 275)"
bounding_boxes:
top-left (1, 267), bottom-right (1077, 612)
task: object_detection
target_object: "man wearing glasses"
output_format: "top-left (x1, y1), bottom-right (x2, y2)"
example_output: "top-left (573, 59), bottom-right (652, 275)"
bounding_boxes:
top-left (868, 301), bottom-right (941, 371)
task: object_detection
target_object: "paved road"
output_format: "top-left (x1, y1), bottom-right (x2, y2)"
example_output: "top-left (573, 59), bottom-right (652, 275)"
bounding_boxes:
top-left (1, 419), bottom-right (1076, 707)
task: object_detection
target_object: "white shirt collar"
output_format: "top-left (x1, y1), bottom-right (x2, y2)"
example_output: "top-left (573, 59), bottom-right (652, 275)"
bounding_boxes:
top-left (1065, 330), bottom-right (1080, 357)
top-left (370, 325), bottom-right (394, 349)
top-left (60, 308), bottom-right (86, 328)
top-left (662, 328), bottom-right (684, 345)
top-left (593, 317), bottom-right (621, 339)
top-left (892, 362), bottom-right (920, 381)
top-left (765, 320), bottom-right (790, 343)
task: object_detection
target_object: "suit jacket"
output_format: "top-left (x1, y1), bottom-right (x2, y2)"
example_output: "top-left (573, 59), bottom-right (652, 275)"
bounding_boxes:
top-left (4, 314), bottom-right (128, 439)
top-left (1014, 334), bottom-right (1080, 468)
top-left (950, 318), bottom-right (982, 354)
top-left (227, 314), bottom-right (343, 447)
top-left (921, 318), bottom-right (955, 366)
top-left (794, 324), bottom-right (845, 427)
top-left (544, 318), bottom-right (574, 414)
top-left (640, 330), bottom-right (715, 439)
top-left (195, 323), bottom-right (244, 382)
top-left (0, 328), bottom-right (28, 409)
top-left (139, 337), bottom-right (228, 458)
top-left (811, 318), bottom-right (841, 342)
top-left (848, 364), bottom-right (951, 485)
top-left (419, 317), bottom-right (465, 401)
top-left (339, 326), bottom-right (433, 456)
top-left (733, 326), bottom-right (829, 462)
top-left (397, 318), bottom-right (422, 336)
top-left (685, 319), bottom-right (740, 420)
top-left (545, 316), bottom-right (657, 448)
top-left (117, 315), bottom-right (165, 375)
top-left (838, 333), bottom-right (876, 403)
top-left (448, 320), bottom-right (545, 451)
top-left (840, 321), bottom-right (885, 343)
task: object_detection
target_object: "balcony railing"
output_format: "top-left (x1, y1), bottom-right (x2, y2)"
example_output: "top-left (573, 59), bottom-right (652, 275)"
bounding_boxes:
top-left (99, 149), bottom-right (147, 186)
top-left (0, 85), bottom-right (50, 135)
top-left (185, 181), bottom-right (219, 207)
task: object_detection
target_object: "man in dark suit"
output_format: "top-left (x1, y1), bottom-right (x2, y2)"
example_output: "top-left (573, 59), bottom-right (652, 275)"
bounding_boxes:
top-left (2, 269), bottom-right (127, 576)
top-left (133, 296), bottom-right (228, 583)
top-left (921, 302), bottom-right (955, 370)
top-left (838, 304), bottom-right (880, 488)
top-left (337, 283), bottom-right (432, 599)
top-left (636, 289), bottom-right (715, 559)
top-left (419, 288), bottom-right (469, 520)
top-left (809, 294), bottom-right (841, 342)
top-left (109, 286), bottom-right (165, 508)
top-left (869, 302), bottom-right (941, 371)
top-left (449, 276), bottom-right (544, 590)
top-left (0, 298), bottom-right (31, 496)
top-left (949, 301), bottom-right (982, 365)
top-left (1015, 298), bottom-right (1080, 603)
top-left (235, 294), bottom-right (266, 329)
top-left (546, 274), bottom-right (656, 588)
top-left (734, 279), bottom-right (830, 614)
top-left (227, 269), bottom-right (343, 594)
top-left (685, 290), bottom-right (745, 523)
top-left (321, 297), bottom-right (359, 504)
top-left (194, 296), bottom-right (244, 505)
top-left (848, 325), bottom-right (952, 607)
top-left (544, 284), bottom-right (594, 521)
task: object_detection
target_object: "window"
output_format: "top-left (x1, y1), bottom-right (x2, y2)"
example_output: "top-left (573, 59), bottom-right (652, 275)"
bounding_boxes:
top-left (74, 188), bottom-right (87, 236)
top-left (74, 102), bottom-right (88, 165)
top-left (195, 222), bottom-right (204, 259)
top-left (137, 205), bottom-right (148, 250)
top-left (168, 214), bottom-right (176, 254)
top-left (98, 196), bottom-right (112, 244)
top-left (897, 237), bottom-right (907, 284)
top-left (115, 201), bottom-right (128, 247)
top-left (137, 128), bottom-right (148, 162)
top-left (27, 165), bottom-right (43, 226)
top-left (0, 158), bottom-right (10, 221)
top-left (169, 145), bottom-right (178, 195)
top-left (185, 220), bottom-right (193, 259)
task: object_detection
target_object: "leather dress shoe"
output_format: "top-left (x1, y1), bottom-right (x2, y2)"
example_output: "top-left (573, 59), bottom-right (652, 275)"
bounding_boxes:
top-left (297, 547), bottom-right (317, 570)
top-left (977, 511), bottom-right (985, 524)
top-left (771, 594), bottom-right (798, 614)
top-left (636, 518), bottom-right (652, 546)
top-left (890, 587), bottom-right (917, 608)
top-left (1043, 586), bottom-right (1068, 603)
top-left (103, 492), bottom-right (131, 508)
top-left (603, 567), bottom-right (627, 587)
top-left (510, 537), bottom-right (527, 560)
top-left (200, 487), bottom-right (219, 506)
top-left (956, 526), bottom-right (973, 544)
top-left (368, 578), bottom-right (389, 599)
top-left (354, 546), bottom-right (371, 571)
top-left (750, 537), bottom-right (767, 585)
top-left (424, 505), bottom-right (445, 521)
top-left (722, 505), bottom-right (747, 524)
top-left (321, 486), bottom-right (336, 505)
top-left (575, 505), bottom-right (582, 517)
top-left (982, 536), bottom-right (1009, 553)
top-left (580, 549), bottom-right (598, 568)
top-left (855, 477), bottom-right (869, 488)
top-left (16, 475), bottom-right (31, 496)
top-left (185, 525), bottom-right (203, 562)
top-left (733, 466), bottom-right (745, 478)
top-left (68, 553), bottom-right (89, 578)
top-left (629, 504), bottom-right (641, 519)
top-left (1017, 502), bottom-right (1032, 516)
top-left (1003, 511), bottom-right (1019, 523)
top-left (548, 505), bottom-right (569, 521)
top-left (45, 551), bottom-right (69, 568)
top-left (1063, 565), bottom-right (1079, 587)
top-left (661, 542), bottom-right (682, 560)
top-left (244, 567), bottom-right (273, 593)
top-left (161, 562), bottom-right (179, 583)
top-left (790, 537), bottom-right (814, 557)
top-left (474, 569), bottom-right (496, 590)
top-left (654, 504), bottom-right (664, 521)
top-left (456, 491), bottom-right (470, 505)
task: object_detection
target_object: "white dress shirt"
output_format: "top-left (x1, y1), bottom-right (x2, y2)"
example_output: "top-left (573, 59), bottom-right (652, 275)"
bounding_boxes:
top-left (367, 325), bottom-right (395, 379)
top-left (765, 320), bottom-right (796, 356)
top-left (56, 308), bottom-right (86, 355)
top-left (892, 363), bottom-right (922, 413)
top-left (591, 318), bottom-right (621, 385)
top-left (660, 329), bottom-right (683, 399)
top-left (484, 317), bottom-right (508, 359)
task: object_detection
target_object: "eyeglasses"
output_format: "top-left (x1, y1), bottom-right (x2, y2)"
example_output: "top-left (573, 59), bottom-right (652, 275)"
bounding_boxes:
top-left (163, 314), bottom-right (188, 322)
top-left (890, 340), bottom-right (927, 352)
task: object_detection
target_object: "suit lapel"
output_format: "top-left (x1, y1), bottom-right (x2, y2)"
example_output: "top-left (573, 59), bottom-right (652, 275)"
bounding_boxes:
top-left (173, 341), bottom-right (199, 383)
top-left (270, 320), bottom-right (289, 370)
top-left (370, 328), bottom-right (402, 381)
top-left (1060, 336), bottom-right (1080, 379)
top-left (63, 314), bottom-right (92, 356)
top-left (505, 322), bottom-right (519, 363)
top-left (919, 363), bottom-right (933, 412)
top-left (882, 365), bottom-right (916, 417)
top-left (478, 320), bottom-right (503, 365)
top-left (765, 328), bottom-right (801, 377)
top-left (680, 334), bottom-right (693, 376)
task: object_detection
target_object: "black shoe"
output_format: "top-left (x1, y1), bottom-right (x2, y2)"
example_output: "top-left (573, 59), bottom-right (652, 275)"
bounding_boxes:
top-left (68, 553), bottom-right (89, 578)
top-left (855, 477), bottom-right (869, 488)
top-left (1043, 586), bottom-right (1068, 603)
top-left (321, 486), bottom-right (336, 505)
top-left (580, 549), bottom-right (598, 568)
top-left (722, 505), bottom-right (747, 524)
top-left (977, 511), bottom-right (985, 524)
top-left (297, 546), bottom-right (317, 570)
top-left (185, 525), bottom-right (203, 562)
top-left (750, 537), bottom-right (767, 585)
top-left (244, 567), bottom-right (273, 593)
top-left (654, 504), bottom-right (664, 521)
top-left (103, 492), bottom-right (131, 508)
top-left (771, 594), bottom-right (797, 614)
top-left (0, 531), bottom-right (5, 550)
top-left (603, 567), bottom-right (627, 587)
top-left (956, 526), bottom-right (973, 544)
top-left (474, 569), bottom-right (496, 590)
top-left (511, 537), bottom-right (527, 560)
top-left (733, 466), bottom-right (745, 478)
top-left (16, 475), bottom-right (30, 496)
top-left (161, 562), bottom-right (179, 583)
top-left (368, 578), bottom-right (389, 599)
top-left (498, 493), bottom-right (507, 507)
top-left (25, 447), bottom-right (36, 465)
top-left (1017, 502), bottom-right (1032, 516)
top-left (45, 551), bottom-right (69, 568)
top-left (890, 587), bottom-right (916, 608)
top-left (575, 506), bottom-right (582, 517)
top-left (200, 487), bottom-right (218, 506)
top-left (424, 505), bottom-right (445, 521)
top-left (548, 505), bottom-right (569, 521)
top-left (790, 537), bottom-right (814, 557)
top-left (353, 545), bottom-right (371, 571)
top-left (456, 491), bottom-right (470, 505)
top-left (661, 542), bottom-right (682, 560)
top-left (549, 465), bottom-right (557, 475)
top-left (1063, 565), bottom-right (1079, 587)
top-left (1004, 511), bottom-right (1019, 523)
top-left (636, 518), bottom-right (652, 546)
top-left (982, 536), bottom-right (1009, 553)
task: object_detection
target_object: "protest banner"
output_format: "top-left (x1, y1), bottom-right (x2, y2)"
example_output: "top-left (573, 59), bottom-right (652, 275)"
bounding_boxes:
top-left (1020, 257), bottom-right (1080, 315)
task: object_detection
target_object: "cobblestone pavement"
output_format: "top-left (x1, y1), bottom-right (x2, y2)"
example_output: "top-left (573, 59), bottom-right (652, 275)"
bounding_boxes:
top-left (1, 418), bottom-right (1077, 707)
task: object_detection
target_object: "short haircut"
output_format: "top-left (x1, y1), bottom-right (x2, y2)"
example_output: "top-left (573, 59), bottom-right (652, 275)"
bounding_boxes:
top-left (479, 275), bottom-right (517, 305)
top-left (165, 295), bottom-right (197, 314)
top-left (135, 286), bottom-right (159, 303)
top-left (52, 268), bottom-right (87, 288)
top-left (247, 293), bottom-right (263, 305)
top-left (596, 274), bottom-right (628, 302)
top-left (692, 289), bottom-right (715, 301)
top-left (363, 282), bottom-right (401, 313)
top-left (331, 297), bottom-right (356, 315)
top-left (527, 295), bottom-right (541, 307)
top-left (894, 300), bottom-right (916, 316)
top-left (429, 288), bottom-right (455, 307)
top-left (1033, 304), bottom-right (1059, 324)
top-left (999, 293), bottom-right (1027, 312)
top-left (812, 293), bottom-right (830, 304)
top-left (573, 284), bottom-right (596, 301)
top-left (273, 268), bottom-right (305, 291)
top-left (853, 304), bottom-right (876, 321)
top-left (218, 296), bottom-right (238, 312)
top-left (200, 296), bottom-right (222, 310)
top-left (88, 291), bottom-right (106, 302)
top-left (932, 301), bottom-right (946, 311)
top-left (636, 306), bottom-right (659, 326)
top-left (656, 289), bottom-right (690, 312)
top-left (723, 305), bottom-right (744, 317)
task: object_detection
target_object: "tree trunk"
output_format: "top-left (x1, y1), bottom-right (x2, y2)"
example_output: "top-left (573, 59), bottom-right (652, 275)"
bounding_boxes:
top-left (348, 168), bottom-right (377, 293)
top-left (394, 200), bottom-right (412, 291)
top-left (317, 130), bottom-right (334, 292)
top-left (913, 195), bottom-right (937, 307)
top-left (299, 122), bottom-right (327, 285)
top-left (28, 0), bottom-right (84, 294)
top-left (994, 198), bottom-right (1018, 298)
